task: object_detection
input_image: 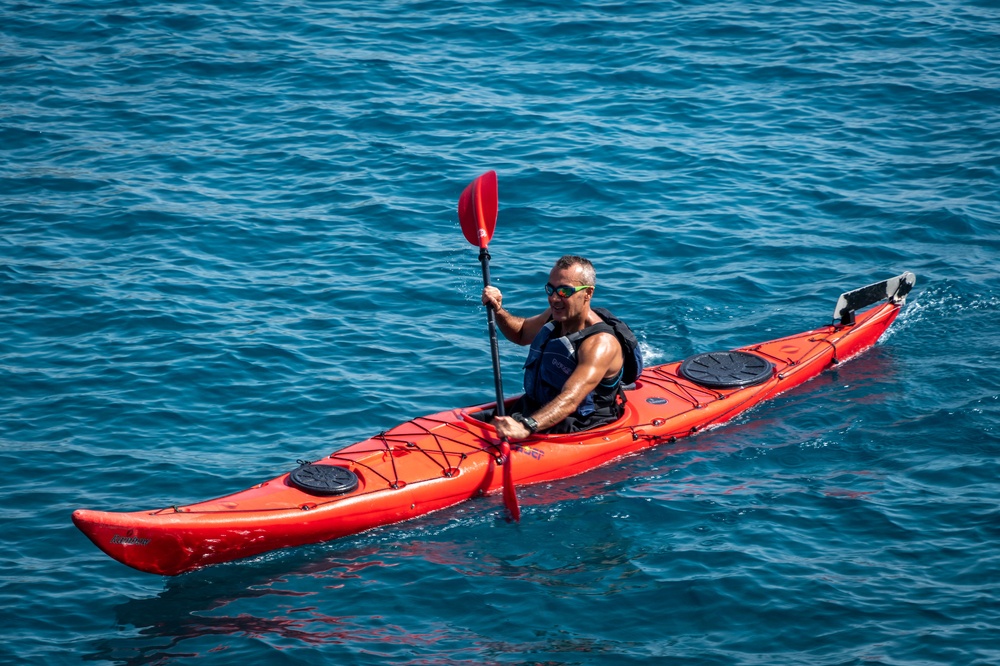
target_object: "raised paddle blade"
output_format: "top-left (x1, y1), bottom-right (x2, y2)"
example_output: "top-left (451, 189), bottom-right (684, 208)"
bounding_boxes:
top-left (458, 170), bottom-right (498, 248)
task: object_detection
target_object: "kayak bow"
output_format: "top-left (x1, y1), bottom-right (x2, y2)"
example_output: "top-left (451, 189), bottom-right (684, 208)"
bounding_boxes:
top-left (73, 272), bottom-right (915, 575)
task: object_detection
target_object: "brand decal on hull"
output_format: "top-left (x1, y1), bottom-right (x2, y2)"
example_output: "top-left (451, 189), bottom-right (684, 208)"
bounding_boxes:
top-left (513, 444), bottom-right (545, 460)
top-left (111, 533), bottom-right (151, 546)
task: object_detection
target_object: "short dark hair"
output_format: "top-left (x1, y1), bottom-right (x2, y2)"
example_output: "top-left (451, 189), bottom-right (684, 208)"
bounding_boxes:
top-left (554, 255), bottom-right (596, 286)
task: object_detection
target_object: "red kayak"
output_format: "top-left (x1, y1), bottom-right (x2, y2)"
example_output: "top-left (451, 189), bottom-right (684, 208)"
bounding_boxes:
top-left (73, 272), bottom-right (914, 575)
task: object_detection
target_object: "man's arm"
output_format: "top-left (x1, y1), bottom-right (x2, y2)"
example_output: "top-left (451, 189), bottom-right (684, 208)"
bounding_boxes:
top-left (482, 286), bottom-right (550, 346)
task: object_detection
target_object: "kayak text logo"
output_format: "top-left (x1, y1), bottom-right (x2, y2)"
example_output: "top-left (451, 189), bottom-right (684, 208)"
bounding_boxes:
top-left (513, 444), bottom-right (544, 460)
top-left (549, 358), bottom-right (573, 376)
top-left (111, 531), bottom-right (151, 546)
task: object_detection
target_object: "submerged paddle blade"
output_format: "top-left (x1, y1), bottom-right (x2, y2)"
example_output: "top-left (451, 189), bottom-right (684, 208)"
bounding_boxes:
top-left (458, 170), bottom-right (498, 249)
top-left (500, 440), bottom-right (521, 522)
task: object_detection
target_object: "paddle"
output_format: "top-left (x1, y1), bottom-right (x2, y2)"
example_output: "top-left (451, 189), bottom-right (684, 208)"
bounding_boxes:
top-left (457, 170), bottom-right (520, 522)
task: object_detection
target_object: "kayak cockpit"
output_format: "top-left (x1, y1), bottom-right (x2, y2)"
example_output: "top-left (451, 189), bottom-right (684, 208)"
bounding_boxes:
top-left (458, 398), bottom-right (638, 443)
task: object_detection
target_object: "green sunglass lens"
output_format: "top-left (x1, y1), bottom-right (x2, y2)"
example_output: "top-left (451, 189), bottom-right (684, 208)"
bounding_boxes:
top-left (545, 284), bottom-right (591, 297)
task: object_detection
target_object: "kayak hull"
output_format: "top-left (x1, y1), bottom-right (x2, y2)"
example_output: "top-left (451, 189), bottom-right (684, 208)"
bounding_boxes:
top-left (73, 299), bottom-right (903, 575)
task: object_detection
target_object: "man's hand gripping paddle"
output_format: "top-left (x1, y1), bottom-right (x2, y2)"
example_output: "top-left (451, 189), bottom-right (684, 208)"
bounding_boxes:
top-left (457, 170), bottom-right (520, 522)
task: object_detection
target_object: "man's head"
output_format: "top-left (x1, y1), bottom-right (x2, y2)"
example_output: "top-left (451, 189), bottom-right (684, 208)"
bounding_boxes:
top-left (546, 255), bottom-right (596, 325)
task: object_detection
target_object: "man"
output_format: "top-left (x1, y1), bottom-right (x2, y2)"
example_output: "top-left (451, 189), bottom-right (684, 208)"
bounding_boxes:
top-left (481, 255), bottom-right (629, 439)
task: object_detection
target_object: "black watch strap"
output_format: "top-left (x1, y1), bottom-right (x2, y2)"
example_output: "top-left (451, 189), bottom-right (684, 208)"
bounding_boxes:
top-left (512, 413), bottom-right (538, 434)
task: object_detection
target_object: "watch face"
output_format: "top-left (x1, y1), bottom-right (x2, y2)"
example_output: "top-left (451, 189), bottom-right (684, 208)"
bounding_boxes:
top-left (514, 414), bottom-right (535, 432)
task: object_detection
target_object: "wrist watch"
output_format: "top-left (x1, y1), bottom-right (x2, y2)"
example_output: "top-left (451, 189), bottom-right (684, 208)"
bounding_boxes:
top-left (511, 413), bottom-right (539, 434)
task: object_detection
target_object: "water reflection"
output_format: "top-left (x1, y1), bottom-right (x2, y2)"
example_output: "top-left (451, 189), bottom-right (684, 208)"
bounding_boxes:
top-left (87, 520), bottom-right (640, 664)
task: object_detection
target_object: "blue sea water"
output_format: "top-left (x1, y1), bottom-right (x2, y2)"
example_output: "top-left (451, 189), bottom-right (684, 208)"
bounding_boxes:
top-left (2, 0), bottom-right (999, 663)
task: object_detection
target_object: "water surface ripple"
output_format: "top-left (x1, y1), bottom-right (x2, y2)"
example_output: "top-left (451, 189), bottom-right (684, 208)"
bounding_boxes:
top-left (2, 1), bottom-right (998, 664)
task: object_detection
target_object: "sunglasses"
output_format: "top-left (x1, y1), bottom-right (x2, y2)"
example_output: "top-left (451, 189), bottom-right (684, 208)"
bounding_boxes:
top-left (544, 283), bottom-right (593, 298)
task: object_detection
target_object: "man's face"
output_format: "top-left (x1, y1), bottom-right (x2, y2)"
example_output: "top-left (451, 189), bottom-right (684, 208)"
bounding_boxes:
top-left (546, 264), bottom-right (593, 325)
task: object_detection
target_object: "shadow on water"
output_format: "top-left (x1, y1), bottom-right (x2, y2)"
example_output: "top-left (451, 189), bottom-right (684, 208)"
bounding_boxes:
top-left (86, 521), bottom-right (610, 664)
top-left (84, 538), bottom-right (488, 664)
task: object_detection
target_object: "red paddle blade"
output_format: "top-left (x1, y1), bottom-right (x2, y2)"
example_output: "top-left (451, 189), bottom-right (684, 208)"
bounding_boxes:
top-left (458, 170), bottom-right (498, 249)
top-left (500, 441), bottom-right (520, 522)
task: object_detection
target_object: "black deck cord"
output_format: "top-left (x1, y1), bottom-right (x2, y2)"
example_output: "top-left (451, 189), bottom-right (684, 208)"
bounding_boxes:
top-left (375, 431), bottom-right (403, 488)
top-left (816, 337), bottom-right (839, 364)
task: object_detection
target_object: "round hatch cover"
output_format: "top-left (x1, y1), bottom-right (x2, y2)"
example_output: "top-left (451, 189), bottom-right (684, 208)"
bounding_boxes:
top-left (678, 351), bottom-right (773, 389)
top-left (289, 463), bottom-right (359, 496)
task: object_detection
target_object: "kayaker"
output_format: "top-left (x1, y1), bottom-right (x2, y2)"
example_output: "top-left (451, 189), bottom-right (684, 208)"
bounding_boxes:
top-left (480, 255), bottom-right (635, 438)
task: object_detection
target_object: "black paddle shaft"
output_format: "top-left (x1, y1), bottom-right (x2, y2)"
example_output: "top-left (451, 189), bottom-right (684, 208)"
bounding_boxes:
top-left (479, 247), bottom-right (506, 418)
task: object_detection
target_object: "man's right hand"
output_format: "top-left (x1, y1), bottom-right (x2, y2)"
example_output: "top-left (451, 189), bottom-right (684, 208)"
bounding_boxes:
top-left (482, 286), bottom-right (503, 311)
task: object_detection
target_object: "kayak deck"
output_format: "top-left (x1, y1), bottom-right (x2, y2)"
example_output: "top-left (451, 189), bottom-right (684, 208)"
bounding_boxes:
top-left (73, 291), bottom-right (907, 576)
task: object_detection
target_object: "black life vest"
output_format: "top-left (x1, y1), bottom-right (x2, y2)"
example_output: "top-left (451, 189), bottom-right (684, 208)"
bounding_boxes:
top-left (521, 309), bottom-right (642, 432)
